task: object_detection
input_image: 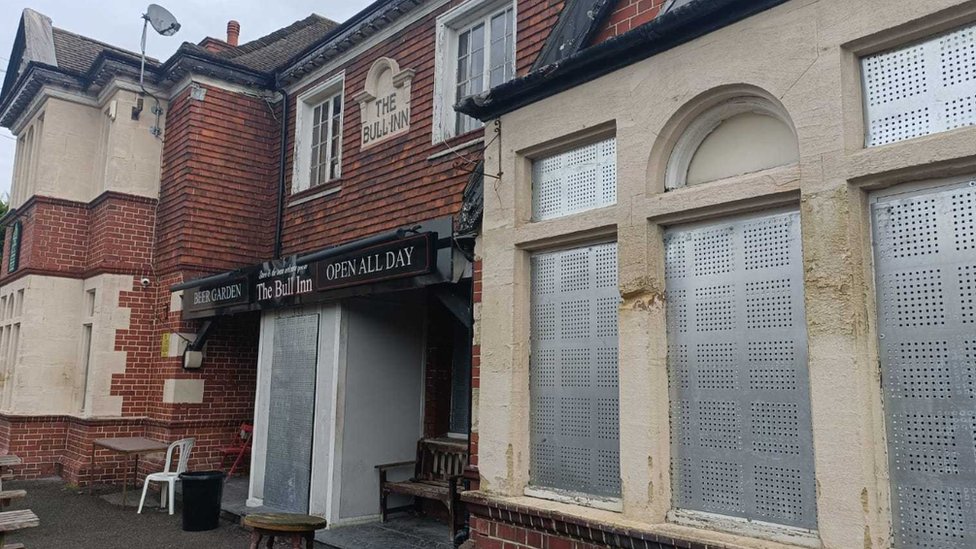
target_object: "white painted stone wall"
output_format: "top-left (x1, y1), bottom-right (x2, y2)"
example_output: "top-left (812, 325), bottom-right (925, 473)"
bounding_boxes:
top-left (475, 1), bottom-right (976, 548)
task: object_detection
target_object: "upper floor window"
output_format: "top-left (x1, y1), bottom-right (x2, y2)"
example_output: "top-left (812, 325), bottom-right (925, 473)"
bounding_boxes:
top-left (293, 73), bottom-right (345, 194)
top-left (7, 221), bottom-right (22, 274)
top-left (310, 94), bottom-right (343, 188)
top-left (666, 97), bottom-right (798, 190)
top-left (862, 21), bottom-right (976, 147)
top-left (434, 0), bottom-right (516, 142)
top-left (532, 137), bottom-right (617, 221)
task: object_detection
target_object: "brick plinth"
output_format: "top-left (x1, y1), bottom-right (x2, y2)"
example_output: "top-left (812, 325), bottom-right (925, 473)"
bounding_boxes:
top-left (465, 492), bottom-right (736, 549)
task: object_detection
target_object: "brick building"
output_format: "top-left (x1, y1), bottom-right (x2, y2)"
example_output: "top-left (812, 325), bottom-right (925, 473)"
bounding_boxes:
top-left (0, 0), bottom-right (653, 540)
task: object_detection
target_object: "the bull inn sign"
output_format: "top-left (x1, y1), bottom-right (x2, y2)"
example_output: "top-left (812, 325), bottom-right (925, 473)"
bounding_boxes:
top-left (183, 232), bottom-right (433, 316)
top-left (354, 57), bottom-right (415, 149)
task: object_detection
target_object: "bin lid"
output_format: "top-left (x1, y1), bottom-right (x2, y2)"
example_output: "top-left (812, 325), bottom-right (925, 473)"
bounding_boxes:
top-left (179, 471), bottom-right (226, 480)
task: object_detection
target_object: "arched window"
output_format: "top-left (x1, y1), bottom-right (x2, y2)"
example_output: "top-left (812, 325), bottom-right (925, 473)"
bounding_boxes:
top-left (666, 97), bottom-right (798, 190)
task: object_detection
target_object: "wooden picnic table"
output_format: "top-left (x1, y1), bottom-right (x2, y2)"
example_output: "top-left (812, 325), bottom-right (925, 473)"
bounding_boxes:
top-left (0, 508), bottom-right (38, 546)
top-left (90, 437), bottom-right (169, 507)
top-left (243, 513), bottom-right (327, 548)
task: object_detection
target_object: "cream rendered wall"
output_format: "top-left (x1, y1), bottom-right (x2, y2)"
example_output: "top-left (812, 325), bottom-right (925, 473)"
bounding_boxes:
top-left (475, 1), bottom-right (976, 549)
top-left (24, 97), bottom-right (100, 207)
top-left (0, 274), bottom-right (133, 417)
top-left (9, 87), bottom-right (166, 209)
top-left (78, 274), bottom-right (133, 417)
top-left (96, 88), bottom-right (166, 200)
top-left (2, 275), bottom-right (83, 414)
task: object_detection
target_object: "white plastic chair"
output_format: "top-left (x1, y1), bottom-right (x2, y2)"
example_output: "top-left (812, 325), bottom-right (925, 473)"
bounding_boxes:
top-left (137, 437), bottom-right (195, 515)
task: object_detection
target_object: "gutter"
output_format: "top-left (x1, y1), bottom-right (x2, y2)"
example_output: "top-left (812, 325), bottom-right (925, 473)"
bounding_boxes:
top-left (273, 79), bottom-right (289, 259)
top-left (456, 0), bottom-right (792, 121)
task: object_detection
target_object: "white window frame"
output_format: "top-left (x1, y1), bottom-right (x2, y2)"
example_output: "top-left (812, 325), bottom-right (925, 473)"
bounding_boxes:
top-left (665, 97), bottom-right (797, 191)
top-left (293, 72), bottom-right (345, 195)
top-left (433, 0), bottom-right (517, 144)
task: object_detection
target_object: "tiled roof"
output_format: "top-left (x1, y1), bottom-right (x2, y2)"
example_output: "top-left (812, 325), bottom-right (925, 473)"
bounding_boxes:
top-left (50, 27), bottom-right (156, 75)
top-left (218, 14), bottom-right (340, 72)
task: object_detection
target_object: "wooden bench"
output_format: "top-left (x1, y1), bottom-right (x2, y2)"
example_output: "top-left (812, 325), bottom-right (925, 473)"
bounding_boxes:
top-left (376, 438), bottom-right (467, 541)
top-left (0, 492), bottom-right (25, 510)
top-left (0, 509), bottom-right (38, 548)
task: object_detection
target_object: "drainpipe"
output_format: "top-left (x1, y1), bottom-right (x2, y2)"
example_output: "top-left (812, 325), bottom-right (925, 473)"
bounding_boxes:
top-left (274, 79), bottom-right (289, 259)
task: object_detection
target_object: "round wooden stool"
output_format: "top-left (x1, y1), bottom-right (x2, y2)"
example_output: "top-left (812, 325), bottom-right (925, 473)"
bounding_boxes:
top-left (243, 513), bottom-right (327, 549)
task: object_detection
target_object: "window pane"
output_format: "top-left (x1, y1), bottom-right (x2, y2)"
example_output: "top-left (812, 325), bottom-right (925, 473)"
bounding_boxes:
top-left (313, 105), bottom-right (321, 126)
top-left (309, 165), bottom-right (318, 188)
top-left (457, 30), bottom-right (469, 59)
top-left (490, 67), bottom-right (505, 88)
top-left (665, 211), bottom-right (817, 529)
top-left (530, 243), bottom-right (620, 498)
top-left (332, 94), bottom-right (342, 115)
top-left (457, 54), bottom-right (468, 85)
top-left (471, 24), bottom-right (484, 52)
top-left (491, 12), bottom-right (506, 43)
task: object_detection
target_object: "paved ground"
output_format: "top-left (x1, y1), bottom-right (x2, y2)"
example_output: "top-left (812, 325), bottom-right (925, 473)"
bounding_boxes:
top-left (6, 478), bottom-right (455, 549)
top-left (6, 478), bottom-right (254, 548)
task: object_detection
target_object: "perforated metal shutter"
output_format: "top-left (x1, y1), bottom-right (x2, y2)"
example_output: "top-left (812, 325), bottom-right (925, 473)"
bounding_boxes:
top-left (532, 138), bottom-right (616, 221)
top-left (665, 210), bottom-right (818, 529)
top-left (872, 183), bottom-right (976, 549)
top-left (862, 22), bottom-right (976, 147)
top-left (263, 314), bottom-right (319, 513)
top-left (530, 242), bottom-right (620, 498)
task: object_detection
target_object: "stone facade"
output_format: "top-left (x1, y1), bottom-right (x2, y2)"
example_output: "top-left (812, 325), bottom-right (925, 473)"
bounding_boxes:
top-left (467, 1), bottom-right (976, 548)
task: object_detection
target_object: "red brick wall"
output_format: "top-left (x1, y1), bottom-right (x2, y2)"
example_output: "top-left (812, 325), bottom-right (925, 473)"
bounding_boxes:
top-left (470, 258), bottom-right (482, 471)
top-left (156, 84), bottom-right (278, 276)
top-left (424, 298), bottom-right (455, 438)
top-left (591, 0), bottom-right (665, 44)
top-left (86, 194), bottom-right (157, 275)
top-left (0, 193), bottom-right (158, 283)
top-left (472, 517), bottom-right (606, 549)
top-left (279, 0), bottom-right (561, 256)
top-left (518, 0), bottom-right (565, 75)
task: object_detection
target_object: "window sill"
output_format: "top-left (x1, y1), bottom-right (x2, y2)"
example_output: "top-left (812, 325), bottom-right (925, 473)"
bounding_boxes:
top-left (523, 486), bottom-right (622, 513)
top-left (288, 184), bottom-right (342, 207)
top-left (429, 128), bottom-right (487, 155)
top-left (462, 491), bottom-right (821, 549)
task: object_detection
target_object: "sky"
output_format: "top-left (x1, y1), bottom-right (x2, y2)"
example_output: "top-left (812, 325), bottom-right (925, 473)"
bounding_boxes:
top-left (0, 0), bottom-right (376, 200)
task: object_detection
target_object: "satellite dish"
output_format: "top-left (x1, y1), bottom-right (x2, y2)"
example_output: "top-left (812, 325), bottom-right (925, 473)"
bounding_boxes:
top-left (146, 4), bottom-right (180, 36)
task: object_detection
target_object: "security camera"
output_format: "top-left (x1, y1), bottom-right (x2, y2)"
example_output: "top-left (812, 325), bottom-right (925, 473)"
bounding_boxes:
top-left (140, 277), bottom-right (151, 287)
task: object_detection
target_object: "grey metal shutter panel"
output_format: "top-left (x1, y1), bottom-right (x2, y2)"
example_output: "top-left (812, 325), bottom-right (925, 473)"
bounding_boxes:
top-left (862, 22), bottom-right (976, 147)
top-left (872, 183), bottom-right (976, 549)
top-left (665, 210), bottom-right (818, 530)
top-left (532, 138), bottom-right (616, 222)
top-left (530, 242), bottom-right (621, 498)
top-left (263, 314), bottom-right (319, 513)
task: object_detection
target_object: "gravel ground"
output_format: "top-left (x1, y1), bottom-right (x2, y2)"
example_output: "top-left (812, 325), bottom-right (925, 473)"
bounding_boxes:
top-left (5, 478), bottom-right (254, 549)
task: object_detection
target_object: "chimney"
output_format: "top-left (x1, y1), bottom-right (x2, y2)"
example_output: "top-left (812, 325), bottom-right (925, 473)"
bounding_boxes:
top-left (226, 20), bottom-right (240, 46)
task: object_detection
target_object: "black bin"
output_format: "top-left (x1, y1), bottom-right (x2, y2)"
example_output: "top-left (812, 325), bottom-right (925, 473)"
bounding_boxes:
top-left (179, 471), bottom-right (226, 532)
